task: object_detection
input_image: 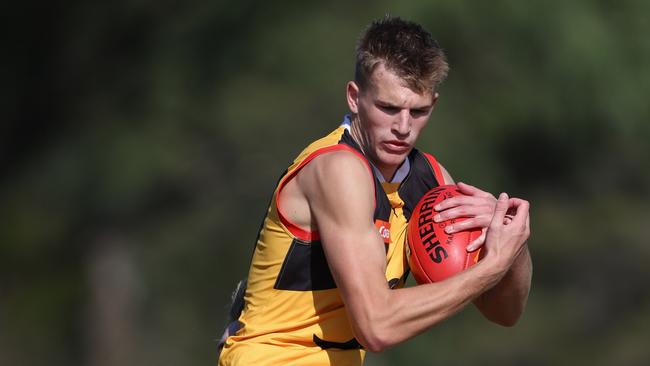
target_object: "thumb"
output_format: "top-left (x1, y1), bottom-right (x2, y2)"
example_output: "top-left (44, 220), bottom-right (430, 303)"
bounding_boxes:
top-left (490, 192), bottom-right (509, 228)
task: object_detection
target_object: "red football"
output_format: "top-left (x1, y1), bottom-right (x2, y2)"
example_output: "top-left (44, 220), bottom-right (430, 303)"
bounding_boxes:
top-left (407, 185), bottom-right (482, 284)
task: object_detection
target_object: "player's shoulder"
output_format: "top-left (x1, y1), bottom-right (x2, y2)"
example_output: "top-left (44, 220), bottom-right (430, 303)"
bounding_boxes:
top-left (297, 149), bottom-right (376, 211)
top-left (294, 148), bottom-right (375, 201)
top-left (306, 148), bottom-right (372, 182)
top-left (316, 148), bottom-right (368, 168)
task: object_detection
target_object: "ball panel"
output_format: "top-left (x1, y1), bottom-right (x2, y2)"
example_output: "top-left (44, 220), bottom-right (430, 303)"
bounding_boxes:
top-left (406, 239), bottom-right (432, 284)
top-left (407, 185), bottom-right (483, 284)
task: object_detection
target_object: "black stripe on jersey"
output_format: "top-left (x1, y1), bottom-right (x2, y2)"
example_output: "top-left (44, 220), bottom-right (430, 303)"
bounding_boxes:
top-left (399, 150), bottom-right (440, 221)
top-left (274, 239), bottom-right (337, 291)
top-left (375, 184), bottom-right (392, 223)
top-left (313, 334), bottom-right (363, 350)
top-left (388, 269), bottom-right (411, 289)
top-left (250, 168), bottom-right (289, 256)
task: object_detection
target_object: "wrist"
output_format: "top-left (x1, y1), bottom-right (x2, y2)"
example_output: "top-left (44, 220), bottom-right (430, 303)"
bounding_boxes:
top-left (474, 253), bottom-right (511, 288)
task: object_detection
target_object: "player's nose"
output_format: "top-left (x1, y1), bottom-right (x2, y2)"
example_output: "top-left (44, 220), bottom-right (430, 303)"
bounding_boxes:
top-left (392, 110), bottom-right (411, 136)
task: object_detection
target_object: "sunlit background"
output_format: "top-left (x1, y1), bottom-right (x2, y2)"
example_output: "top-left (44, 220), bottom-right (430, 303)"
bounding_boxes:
top-left (3, 1), bottom-right (649, 365)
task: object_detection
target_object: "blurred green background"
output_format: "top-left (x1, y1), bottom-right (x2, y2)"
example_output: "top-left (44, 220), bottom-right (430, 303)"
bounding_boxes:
top-left (3, 0), bottom-right (649, 365)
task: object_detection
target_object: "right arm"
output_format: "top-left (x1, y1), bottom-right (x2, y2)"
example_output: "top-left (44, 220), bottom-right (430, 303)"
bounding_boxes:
top-left (294, 152), bottom-right (529, 352)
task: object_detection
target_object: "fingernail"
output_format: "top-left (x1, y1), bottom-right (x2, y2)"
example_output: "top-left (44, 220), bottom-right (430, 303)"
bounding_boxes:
top-left (467, 240), bottom-right (480, 252)
top-left (434, 205), bottom-right (441, 211)
top-left (445, 225), bottom-right (454, 234)
top-left (434, 214), bottom-right (441, 222)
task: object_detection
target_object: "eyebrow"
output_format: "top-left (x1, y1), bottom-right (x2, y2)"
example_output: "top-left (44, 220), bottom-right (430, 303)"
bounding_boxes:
top-left (376, 99), bottom-right (432, 110)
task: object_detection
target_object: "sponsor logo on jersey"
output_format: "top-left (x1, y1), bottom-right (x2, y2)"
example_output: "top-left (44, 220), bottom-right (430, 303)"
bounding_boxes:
top-left (374, 220), bottom-right (391, 244)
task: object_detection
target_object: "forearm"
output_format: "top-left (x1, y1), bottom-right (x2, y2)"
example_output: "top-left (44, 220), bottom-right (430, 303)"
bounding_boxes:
top-left (354, 220), bottom-right (532, 348)
top-left (340, 193), bottom-right (531, 350)
top-left (354, 257), bottom-right (506, 351)
top-left (474, 245), bottom-right (532, 326)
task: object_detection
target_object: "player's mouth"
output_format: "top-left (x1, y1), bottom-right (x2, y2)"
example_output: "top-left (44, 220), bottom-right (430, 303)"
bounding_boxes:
top-left (383, 140), bottom-right (410, 154)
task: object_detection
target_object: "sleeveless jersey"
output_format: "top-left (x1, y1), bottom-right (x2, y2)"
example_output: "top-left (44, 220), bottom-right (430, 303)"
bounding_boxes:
top-left (218, 125), bottom-right (445, 366)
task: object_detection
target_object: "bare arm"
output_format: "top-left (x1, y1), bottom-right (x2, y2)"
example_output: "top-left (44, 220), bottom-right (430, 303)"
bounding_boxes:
top-left (295, 152), bottom-right (529, 351)
top-left (474, 243), bottom-right (532, 326)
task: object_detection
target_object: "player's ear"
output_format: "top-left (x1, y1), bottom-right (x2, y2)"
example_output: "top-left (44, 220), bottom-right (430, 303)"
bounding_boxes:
top-left (346, 81), bottom-right (360, 114)
top-left (431, 92), bottom-right (440, 107)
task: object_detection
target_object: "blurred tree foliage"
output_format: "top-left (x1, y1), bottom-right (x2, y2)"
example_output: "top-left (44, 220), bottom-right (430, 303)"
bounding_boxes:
top-left (2, 0), bottom-right (649, 365)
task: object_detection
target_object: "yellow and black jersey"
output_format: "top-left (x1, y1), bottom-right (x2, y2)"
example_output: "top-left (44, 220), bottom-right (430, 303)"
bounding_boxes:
top-left (218, 122), bottom-right (445, 366)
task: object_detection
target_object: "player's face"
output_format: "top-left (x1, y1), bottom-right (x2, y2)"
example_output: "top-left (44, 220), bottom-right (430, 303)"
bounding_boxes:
top-left (347, 64), bottom-right (438, 180)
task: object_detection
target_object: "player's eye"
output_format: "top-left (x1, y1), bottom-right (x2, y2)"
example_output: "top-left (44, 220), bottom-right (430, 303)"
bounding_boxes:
top-left (410, 108), bottom-right (430, 117)
top-left (378, 105), bottom-right (400, 114)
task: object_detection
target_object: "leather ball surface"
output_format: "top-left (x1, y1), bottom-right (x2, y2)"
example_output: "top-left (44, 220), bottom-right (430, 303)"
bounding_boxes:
top-left (407, 185), bottom-right (482, 284)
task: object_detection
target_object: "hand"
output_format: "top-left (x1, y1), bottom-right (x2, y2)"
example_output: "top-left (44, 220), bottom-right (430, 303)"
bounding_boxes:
top-left (483, 193), bottom-right (530, 270)
top-left (433, 182), bottom-right (496, 251)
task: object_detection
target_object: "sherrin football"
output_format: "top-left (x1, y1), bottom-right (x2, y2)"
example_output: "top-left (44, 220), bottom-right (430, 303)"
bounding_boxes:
top-left (407, 185), bottom-right (482, 284)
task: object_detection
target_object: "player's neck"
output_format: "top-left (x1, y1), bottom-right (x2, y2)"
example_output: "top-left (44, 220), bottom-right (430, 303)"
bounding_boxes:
top-left (374, 164), bottom-right (395, 182)
top-left (349, 115), bottom-right (400, 182)
top-left (348, 114), bottom-right (369, 158)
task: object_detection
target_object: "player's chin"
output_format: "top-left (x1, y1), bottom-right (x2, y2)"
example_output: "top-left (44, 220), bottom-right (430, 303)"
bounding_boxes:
top-left (382, 147), bottom-right (412, 163)
top-left (380, 149), bottom-right (410, 164)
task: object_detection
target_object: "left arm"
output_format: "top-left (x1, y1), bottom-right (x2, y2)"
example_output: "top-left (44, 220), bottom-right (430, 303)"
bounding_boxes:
top-left (474, 244), bottom-right (532, 326)
top-left (436, 165), bottom-right (533, 326)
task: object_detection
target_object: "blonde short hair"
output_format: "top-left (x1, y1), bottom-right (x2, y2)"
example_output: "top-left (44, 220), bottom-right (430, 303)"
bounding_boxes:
top-left (355, 16), bottom-right (449, 94)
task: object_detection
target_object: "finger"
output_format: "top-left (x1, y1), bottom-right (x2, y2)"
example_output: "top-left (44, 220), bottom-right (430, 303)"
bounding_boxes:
top-left (525, 214), bottom-right (531, 238)
top-left (435, 205), bottom-right (490, 223)
top-left (466, 228), bottom-right (486, 252)
top-left (434, 195), bottom-right (490, 212)
top-left (444, 217), bottom-right (491, 233)
top-left (489, 192), bottom-right (509, 229)
top-left (508, 198), bottom-right (530, 227)
top-left (524, 209), bottom-right (530, 237)
top-left (508, 197), bottom-right (528, 207)
top-left (456, 182), bottom-right (494, 198)
top-left (434, 195), bottom-right (468, 211)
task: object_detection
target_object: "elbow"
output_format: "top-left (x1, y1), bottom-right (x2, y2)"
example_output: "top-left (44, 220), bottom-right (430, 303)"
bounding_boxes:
top-left (487, 309), bottom-right (523, 327)
top-left (347, 291), bottom-right (402, 352)
top-left (355, 328), bottom-right (390, 353)
top-left (491, 315), bottom-right (519, 328)
top-left (351, 316), bottom-right (394, 353)
top-left (476, 291), bottom-right (529, 328)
